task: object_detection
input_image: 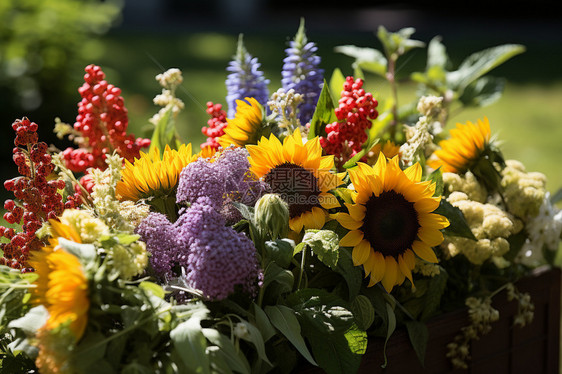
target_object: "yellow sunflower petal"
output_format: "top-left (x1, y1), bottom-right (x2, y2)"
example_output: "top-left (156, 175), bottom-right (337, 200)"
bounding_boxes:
top-left (381, 256), bottom-right (398, 292)
top-left (352, 240), bottom-right (371, 266)
top-left (331, 212), bottom-right (363, 230)
top-left (412, 240), bottom-right (438, 263)
top-left (340, 230), bottom-right (364, 247)
top-left (417, 227), bottom-right (445, 247)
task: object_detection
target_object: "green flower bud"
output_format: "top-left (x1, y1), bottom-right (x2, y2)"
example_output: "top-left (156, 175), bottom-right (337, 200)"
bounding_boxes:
top-left (254, 193), bottom-right (290, 239)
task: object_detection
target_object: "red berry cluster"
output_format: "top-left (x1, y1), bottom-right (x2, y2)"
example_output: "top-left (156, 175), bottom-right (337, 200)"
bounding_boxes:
top-left (1, 118), bottom-right (78, 271)
top-left (319, 77), bottom-right (378, 168)
top-left (61, 64), bottom-right (150, 173)
top-left (201, 101), bottom-right (228, 150)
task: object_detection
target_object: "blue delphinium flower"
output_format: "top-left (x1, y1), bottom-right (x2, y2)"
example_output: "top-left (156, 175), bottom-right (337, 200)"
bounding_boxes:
top-left (225, 34), bottom-right (270, 118)
top-left (281, 19), bottom-right (324, 126)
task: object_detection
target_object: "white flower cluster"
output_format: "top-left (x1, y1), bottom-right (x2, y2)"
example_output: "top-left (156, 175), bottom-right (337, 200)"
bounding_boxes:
top-left (400, 95), bottom-right (444, 166)
top-left (443, 171), bottom-right (487, 203)
top-left (447, 296), bottom-right (500, 369)
top-left (519, 192), bottom-right (562, 266)
top-left (413, 257), bottom-right (440, 277)
top-left (150, 68), bottom-right (185, 126)
top-left (506, 283), bottom-right (534, 327)
top-left (442, 191), bottom-right (523, 265)
top-left (90, 153), bottom-right (126, 230)
top-left (501, 159), bottom-right (547, 219)
top-left (268, 88), bottom-right (303, 133)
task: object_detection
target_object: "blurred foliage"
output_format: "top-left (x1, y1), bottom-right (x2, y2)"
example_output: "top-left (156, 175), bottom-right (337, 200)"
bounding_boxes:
top-left (0, 0), bottom-right (122, 112)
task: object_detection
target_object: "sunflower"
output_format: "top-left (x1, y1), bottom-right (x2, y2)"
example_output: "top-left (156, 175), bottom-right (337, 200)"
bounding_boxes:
top-left (366, 140), bottom-right (401, 165)
top-left (332, 153), bottom-right (449, 292)
top-left (28, 221), bottom-right (89, 340)
top-left (428, 117), bottom-right (491, 173)
top-left (247, 129), bottom-right (343, 233)
top-left (116, 143), bottom-right (197, 202)
top-left (219, 97), bottom-right (266, 148)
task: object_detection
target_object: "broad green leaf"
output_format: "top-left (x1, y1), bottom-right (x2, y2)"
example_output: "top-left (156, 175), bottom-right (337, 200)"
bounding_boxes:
top-left (149, 105), bottom-right (178, 155)
top-left (425, 167), bottom-right (444, 197)
top-left (264, 239), bottom-right (294, 268)
top-left (206, 346), bottom-right (234, 374)
top-left (301, 229), bottom-right (340, 269)
top-left (231, 201), bottom-right (254, 222)
top-left (139, 281), bottom-right (166, 299)
top-left (265, 305), bottom-right (317, 366)
top-left (447, 44), bottom-right (525, 91)
top-left (262, 262), bottom-right (294, 294)
top-left (252, 303), bottom-right (277, 342)
top-left (377, 26), bottom-right (424, 57)
top-left (381, 302), bottom-right (396, 369)
top-left (237, 320), bottom-right (273, 366)
top-left (505, 229), bottom-right (528, 261)
top-left (350, 295), bottom-right (375, 331)
top-left (458, 76), bottom-right (506, 107)
top-left (405, 321), bottom-right (429, 366)
top-left (420, 268), bottom-right (448, 321)
top-left (434, 200), bottom-right (477, 240)
top-left (334, 45), bottom-right (387, 77)
top-left (308, 79), bottom-right (337, 139)
top-left (305, 325), bottom-right (366, 374)
top-left (7, 306), bottom-right (48, 334)
top-left (329, 68), bottom-right (346, 102)
top-left (287, 288), bottom-right (355, 334)
top-left (71, 331), bottom-right (109, 371)
top-left (170, 318), bottom-right (210, 374)
top-left (334, 249), bottom-right (363, 300)
top-left (122, 361), bottom-right (153, 374)
top-left (57, 238), bottom-right (96, 262)
top-left (427, 36), bottom-right (449, 70)
top-left (201, 328), bottom-right (251, 374)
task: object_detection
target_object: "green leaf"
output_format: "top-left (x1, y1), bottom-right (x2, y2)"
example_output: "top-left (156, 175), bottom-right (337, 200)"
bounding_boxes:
top-left (425, 167), bottom-right (444, 197)
top-left (308, 79), bottom-right (337, 139)
top-left (427, 36), bottom-right (449, 70)
top-left (231, 201), bottom-right (254, 222)
top-left (201, 328), bottom-right (251, 374)
top-left (252, 303), bottom-right (277, 342)
top-left (301, 229), bottom-right (340, 269)
top-left (334, 45), bottom-right (387, 77)
top-left (264, 239), bottom-right (294, 268)
top-left (305, 325), bottom-right (366, 374)
top-left (350, 295), bottom-right (375, 331)
top-left (377, 26), bottom-right (424, 57)
top-left (122, 361), bottom-right (154, 374)
top-left (138, 281), bottom-right (166, 299)
top-left (237, 320), bottom-right (273, 366)
top-left (334, 249), bottom-right (363, 300)
top-left (505, 229), bottom-right (528, 261)
top-left (329, 68), bottom-right (346, 102)
top-left (71, 331), bottom-right (108, 371)
top-left (170, 318), bottom-right (211, 374)
top-left (287, 288), bottom-right (355, 334)
top-left (420, 268), bottom-right (448, 321)
top-left (7, 306), bottom-right (48, 334)
top-left (458, 76), bottom-right (506, 107)
top-left (447, 44), bottom-right (525, 91)
top-left (264, 305), bottom-right (317, 366)
top-left (405, 321), bottom-right (429, 366)
top-left (114, 233), bottom-right (141, 246)
top-left (149, 105), bottom-right (178, 155)
top-left (206, 346), bottom-right (234, 374)
top-left (262, 262), bottom-right (294, 294)
top-left (381, 302), bottom-right (396, 369)
top-left (434, 199), bottom-right (477, 240)
top-left (57, 238), bottom-right (96, 262)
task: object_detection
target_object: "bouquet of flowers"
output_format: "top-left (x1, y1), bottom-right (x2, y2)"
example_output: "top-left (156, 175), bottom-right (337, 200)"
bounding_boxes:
top-left (1, 21), bottom-right (561, 374)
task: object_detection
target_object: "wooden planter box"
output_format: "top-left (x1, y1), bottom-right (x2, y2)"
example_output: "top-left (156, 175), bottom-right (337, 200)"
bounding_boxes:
top-left (298, 266), bottom-right (561, 374)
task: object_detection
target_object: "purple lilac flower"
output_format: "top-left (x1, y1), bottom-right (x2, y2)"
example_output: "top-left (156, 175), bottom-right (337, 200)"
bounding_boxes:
top-left (225, 34), bottom-right (270, 118)
top-left (177, 146), bottom-right (268, 220)
top-left (281, 19), bottom-right (324, 126)
top-left (135, 212), bottom-right (180, 278)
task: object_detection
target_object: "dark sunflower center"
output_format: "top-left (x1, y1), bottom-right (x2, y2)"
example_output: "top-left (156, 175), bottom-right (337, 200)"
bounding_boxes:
top-left (264, 162), bottom-right (321, 219)
top-left (361, 190), bottom-right (420, 258)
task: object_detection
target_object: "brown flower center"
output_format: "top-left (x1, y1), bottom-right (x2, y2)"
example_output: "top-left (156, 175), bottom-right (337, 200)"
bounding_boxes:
top-left (361, 190), bottom-right (420, 258)
top-left (264, 162), bottom-right (321, 219)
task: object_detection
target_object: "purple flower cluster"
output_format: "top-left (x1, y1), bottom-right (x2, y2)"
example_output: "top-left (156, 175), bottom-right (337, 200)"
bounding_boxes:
top-left (281, 20), bottom-right (324, 126)
top-left (138, 148), bottom-right (267, 300)
top-left (136, 196), bottom-right (262, 301)
top-left (225, 35), bottom-right (270, 118)
top-left (177, 146), bottom-right (267, 220)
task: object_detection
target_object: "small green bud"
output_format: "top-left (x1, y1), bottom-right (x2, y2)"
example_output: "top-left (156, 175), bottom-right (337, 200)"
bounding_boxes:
top-left (254, 193), bottom-right (290, 239)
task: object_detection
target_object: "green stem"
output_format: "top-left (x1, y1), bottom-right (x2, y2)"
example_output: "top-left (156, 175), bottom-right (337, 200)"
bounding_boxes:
top-left (297, 246), bottom-right (306, 290)
top-left (386, 55), bottom-right (400, 142)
